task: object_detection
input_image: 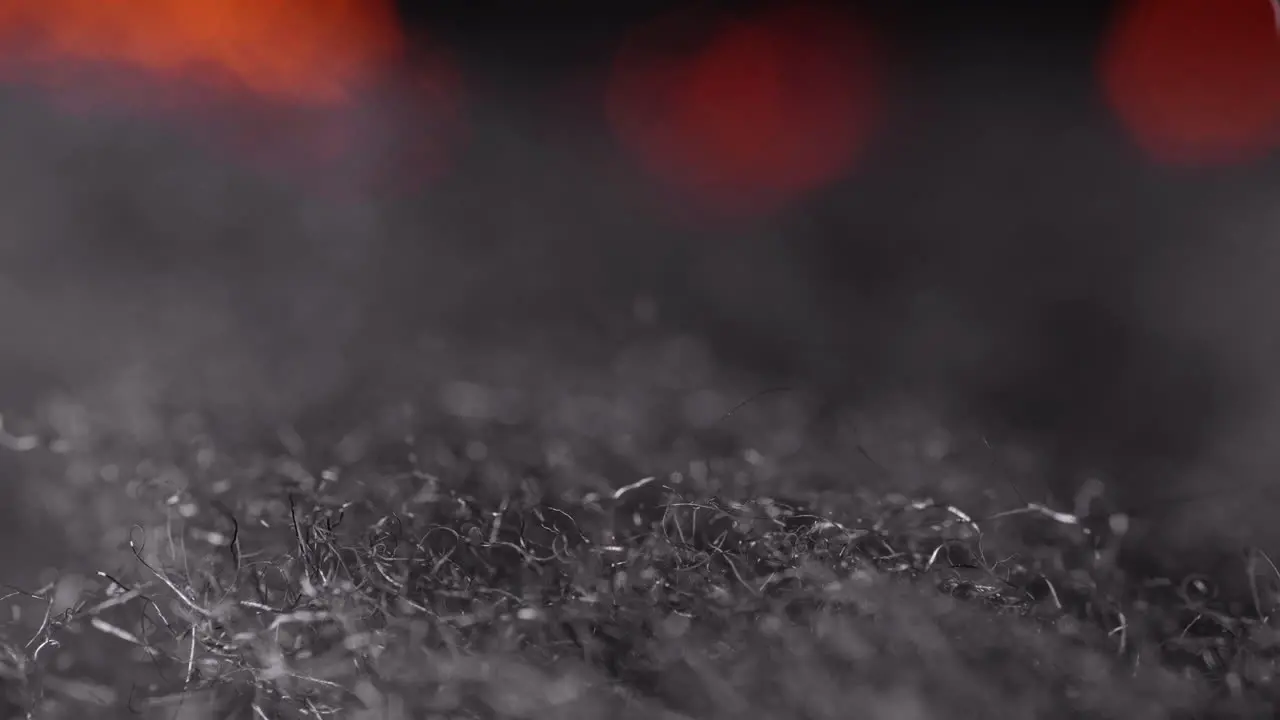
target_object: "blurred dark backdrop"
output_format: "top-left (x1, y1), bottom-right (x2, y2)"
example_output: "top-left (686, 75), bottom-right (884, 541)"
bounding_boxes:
top-left (0, 0), bottom-right (1276, 567)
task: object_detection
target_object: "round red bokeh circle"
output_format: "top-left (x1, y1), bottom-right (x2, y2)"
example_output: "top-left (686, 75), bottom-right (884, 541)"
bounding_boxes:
top-left (607, 3), bottom-right (883, 217)
top-left (1100, 0), bottom-right (1280, 167)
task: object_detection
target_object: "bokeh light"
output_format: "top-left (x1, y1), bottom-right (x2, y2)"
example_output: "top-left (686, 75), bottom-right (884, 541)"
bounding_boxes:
top-left (607, 3), bottom-right (883, 219)
top-left (0, 0), bottom-right (404, 106)
top-left (1099, 0), bottom-right (1280, 167)
top-left (0, 0), bottom-right (466, 195)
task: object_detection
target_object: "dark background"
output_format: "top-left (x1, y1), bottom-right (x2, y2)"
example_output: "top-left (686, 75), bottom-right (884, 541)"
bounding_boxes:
top-left (0, 0), bottom-right (1276, 571)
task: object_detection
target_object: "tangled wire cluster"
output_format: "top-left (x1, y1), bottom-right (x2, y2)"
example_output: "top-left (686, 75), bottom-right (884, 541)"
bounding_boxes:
top-left (5, 452), bottom-right (1280, 719)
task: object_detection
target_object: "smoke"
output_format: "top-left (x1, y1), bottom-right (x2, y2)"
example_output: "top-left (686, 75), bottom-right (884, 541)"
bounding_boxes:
top-left (652, 65), bottom-right (1280, 555)
top-left (0, 91), bottom-right (370, 426)
top-left (0, 4), bottom-right (1275, 573)
top-left (0, 0), bottom-right (469, 436)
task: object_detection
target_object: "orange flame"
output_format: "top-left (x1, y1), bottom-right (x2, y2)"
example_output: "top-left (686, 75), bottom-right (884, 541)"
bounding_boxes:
top-left (0, 2), bottom-right (468, 197)
top-left (0, 0), bottom-right (405, 105)
top-left (1100, 0), bottom-right (1280, 167)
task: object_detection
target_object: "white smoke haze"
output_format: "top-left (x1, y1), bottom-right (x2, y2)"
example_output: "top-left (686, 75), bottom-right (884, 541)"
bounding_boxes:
top-left (0, 53), bottom-right (1276, 587)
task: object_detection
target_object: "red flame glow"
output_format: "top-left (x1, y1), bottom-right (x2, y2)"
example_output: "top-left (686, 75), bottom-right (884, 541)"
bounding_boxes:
top-left (607, 3), bottom-right (883, 219)
top-left (1100, 0), bottom-right (1280, 167)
